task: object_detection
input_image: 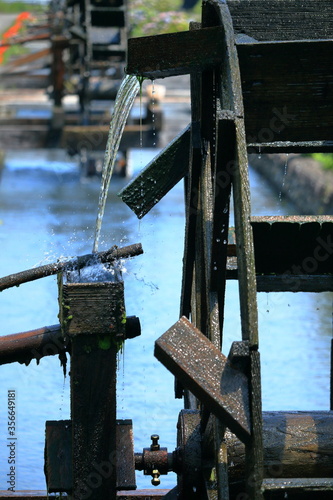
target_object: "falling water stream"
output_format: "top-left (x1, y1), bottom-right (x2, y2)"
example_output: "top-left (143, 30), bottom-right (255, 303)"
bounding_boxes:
top-left (92, 74), bottom-right (140, 253)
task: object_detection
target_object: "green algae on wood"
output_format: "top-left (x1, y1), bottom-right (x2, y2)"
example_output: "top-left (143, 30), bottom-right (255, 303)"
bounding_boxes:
top-left (58, 276), bottom-right (126, 339)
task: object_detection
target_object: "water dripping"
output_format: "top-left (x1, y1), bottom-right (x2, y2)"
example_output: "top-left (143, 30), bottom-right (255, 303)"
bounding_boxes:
top-left (151, 80), bottom-right (156, 147)
top-left (279, 153), bottom-right (289, 202)
top-left (92, 74), bottom-right (140, 253)
top-left (59, 376), bottom-right (67, 419)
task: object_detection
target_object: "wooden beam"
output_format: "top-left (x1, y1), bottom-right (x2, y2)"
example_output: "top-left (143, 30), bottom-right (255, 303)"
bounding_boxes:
top-left (44, 419), bottom-right (136, 492)
top-left (119, 125), bottom-right (190, 218)
top-left (154, 317), bottom-right (251, 444)
top-left (45, 420), bottom-right (72, 492)
top-left (127, 26), bottom-right (224, 79)
top-left (250, 216), bottom-right (333, 276)
top-left (59, 276), bottom-right (126, 499)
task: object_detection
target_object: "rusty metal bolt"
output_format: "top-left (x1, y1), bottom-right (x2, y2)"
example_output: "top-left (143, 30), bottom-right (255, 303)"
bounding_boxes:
top-left (150, 434), bottom-right (160, 451)
top-left (151, 469), bottom-right (161, 486)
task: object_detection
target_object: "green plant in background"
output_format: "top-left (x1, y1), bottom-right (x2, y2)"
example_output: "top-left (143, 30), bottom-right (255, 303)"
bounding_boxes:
top-left (0, 1), bottom-right (45, 14)
top-left (128, 0), bottom-right (200, 37)
top-left (309, 153), bottom-right (333, 171)
top-left (2, 43), bottom-right (29, 64)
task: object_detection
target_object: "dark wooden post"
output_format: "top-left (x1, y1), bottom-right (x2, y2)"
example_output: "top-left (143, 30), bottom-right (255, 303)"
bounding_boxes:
top-left (51, 34), bottom-right (68, 108)
top-left (59, 276), bottom-right (126, 500)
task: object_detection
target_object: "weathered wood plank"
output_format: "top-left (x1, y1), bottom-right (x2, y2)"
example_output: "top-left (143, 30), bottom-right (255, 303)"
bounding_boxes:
top-left (238, 40), bottom-right (333, 143)
top-left (245, 350), bottom-right (263, 500)
top-left (44, 419), bottom-right (136, 492)
top-left (262, 478), bottom-right (333, 492)
top-left (70, 335), bottom-right (118, 499)
top-left (247, 141), bottom-right (333, 154)
top-left (116, 420), bottom-right (136, 490)
top-left (227, 0), bottom-right (333, 41)
top-left (59, 281), bottom-right (126, 336)
top-left (127, 27), bottom-right (224, 79)
top-left (226, 216), bottom-right (333, 291)
top-left (250, 216), bottom-right (333, 276)
top-left (255, 275), bottom-right (333, 293)
top-left (59, 277), bottom-right (126, 499)
top-left (179, 38), bottom-right (204, 330)
top-left (45, 420), bottom-right (72, 493)
top-left (119, 125), bottom-right (190, 218)
top-left (155, 317), bottom-right (252, 444)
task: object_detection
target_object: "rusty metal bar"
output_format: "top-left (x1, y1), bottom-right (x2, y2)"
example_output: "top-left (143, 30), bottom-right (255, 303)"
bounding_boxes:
top-left (0, 316), bottom-right (140, 366)
top-left (0, 324), bottom-right (64, 366)
top-left (0, 243), bottom-right (143, 292)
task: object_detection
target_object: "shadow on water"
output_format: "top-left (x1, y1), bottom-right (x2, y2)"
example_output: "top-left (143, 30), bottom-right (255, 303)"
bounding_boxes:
top-left (0, 150), bottom-right (331, 490)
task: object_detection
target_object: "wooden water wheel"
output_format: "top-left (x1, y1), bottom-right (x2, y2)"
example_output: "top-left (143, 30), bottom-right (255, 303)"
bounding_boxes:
top-left (121, 0), bottom-right (333, 498)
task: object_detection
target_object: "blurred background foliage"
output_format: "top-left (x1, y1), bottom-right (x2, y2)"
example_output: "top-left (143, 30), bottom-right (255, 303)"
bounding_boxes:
top-left (128, 0), bottom-right (201, 37)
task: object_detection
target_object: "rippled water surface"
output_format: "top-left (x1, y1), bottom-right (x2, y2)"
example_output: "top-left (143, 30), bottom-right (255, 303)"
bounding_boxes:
top-left (0, 150), bottom-right (331, 491)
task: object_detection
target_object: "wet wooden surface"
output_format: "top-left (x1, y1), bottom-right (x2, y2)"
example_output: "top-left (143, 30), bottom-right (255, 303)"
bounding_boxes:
top-left (59, 280), bottom-right (125, 336)
top-left (119, 125), bottom-right (190, 218)
top-left (155, 317), bottom-right (251, 444)
top-left (45, 420), bottom-right (72, 492)
top-left (227, 0), bottom-right (333, 41)
top-left (238, 40), bottom-right (333, 143)
top-left (127, 27), bottom-right (224, 79)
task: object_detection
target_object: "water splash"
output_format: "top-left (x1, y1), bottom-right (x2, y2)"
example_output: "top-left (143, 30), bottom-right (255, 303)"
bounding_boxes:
top-left (92, 74), bottom-right (140, 253)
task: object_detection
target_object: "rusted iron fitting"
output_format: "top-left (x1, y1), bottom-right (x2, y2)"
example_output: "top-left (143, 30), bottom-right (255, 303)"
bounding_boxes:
top-left (113, 315), bottom-right (141, 343)
top-left (135, 435), bottom-right (173, 486)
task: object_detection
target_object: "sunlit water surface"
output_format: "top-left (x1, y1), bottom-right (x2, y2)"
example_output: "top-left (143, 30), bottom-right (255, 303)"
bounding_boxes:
top-left (0, 149), bottom-right (331, 491)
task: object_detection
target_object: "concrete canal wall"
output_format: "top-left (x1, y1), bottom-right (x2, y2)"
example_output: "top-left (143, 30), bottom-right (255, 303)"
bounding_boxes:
top-left (249, 154), bottom-right (333, 215)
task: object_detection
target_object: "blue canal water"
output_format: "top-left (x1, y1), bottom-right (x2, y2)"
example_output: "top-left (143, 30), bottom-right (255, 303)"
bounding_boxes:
top-left (0, 149), bottom-right (331, 491)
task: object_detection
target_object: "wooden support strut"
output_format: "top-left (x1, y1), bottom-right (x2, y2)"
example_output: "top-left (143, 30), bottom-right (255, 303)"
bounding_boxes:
top-left (119, 126), bottom-right (191, 219)
top-left (58, 274), bottom-right (126, 499)
top-left (155, 317), bottom-right (252, 444)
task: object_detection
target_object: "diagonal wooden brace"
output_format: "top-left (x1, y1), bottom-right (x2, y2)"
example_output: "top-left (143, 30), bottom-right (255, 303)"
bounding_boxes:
top-left (154, 316), bottom-right (251, 444)
top-left (119, 126), bottom-right (190, 218)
